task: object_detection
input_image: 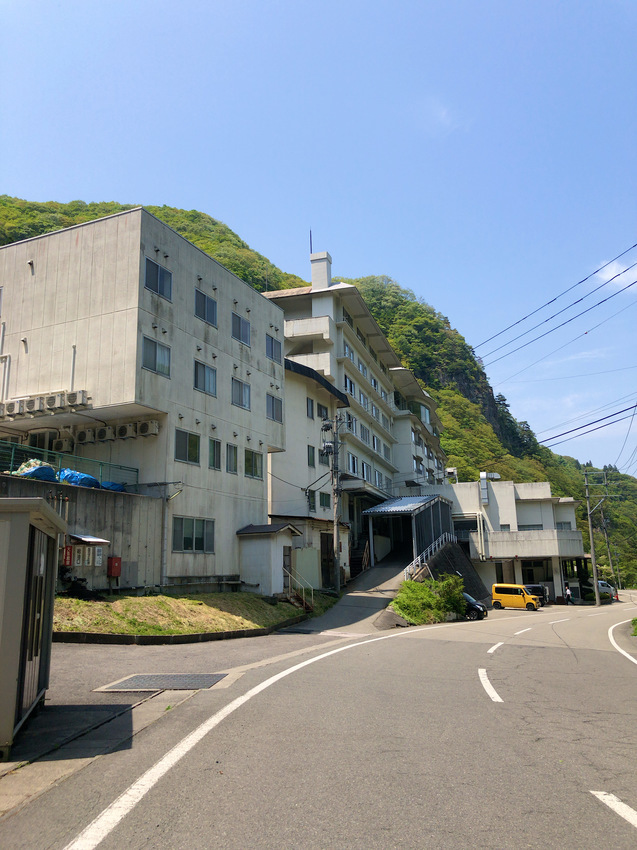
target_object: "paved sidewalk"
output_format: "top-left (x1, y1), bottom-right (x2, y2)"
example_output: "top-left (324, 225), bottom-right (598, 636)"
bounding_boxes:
top-left (0, 561), bottom-right (407, 819)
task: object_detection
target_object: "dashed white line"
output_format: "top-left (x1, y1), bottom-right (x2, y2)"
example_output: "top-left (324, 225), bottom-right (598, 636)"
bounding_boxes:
top-left (590, 791), bottom-right (637, 829)
top-left (487, 642), bottom-right (504, 654)
top-left (549, 618), bottom-right (570, 624)
top-left (608, 621), bottom-right (637, 667)
top-left (478, 668), bottom-right (503, 702)
top-left (514, 628), bottom-right (532, 635)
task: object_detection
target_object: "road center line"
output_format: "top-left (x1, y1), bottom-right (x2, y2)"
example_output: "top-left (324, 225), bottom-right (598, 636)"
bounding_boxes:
top-left (608, 621), bottom-right (637, 666)
top-left (61, 625), bottom-right (442, 850)
top-left (514, 628), bottom-right (532, 635)
top-left (487, 642), bottom-right (504, 654)
top-left (478, 668), bottom-right (503, 703)
top-left (549, 618), bottom-right (570, 624)
top-left (590, 791), bottom-right (637, 829)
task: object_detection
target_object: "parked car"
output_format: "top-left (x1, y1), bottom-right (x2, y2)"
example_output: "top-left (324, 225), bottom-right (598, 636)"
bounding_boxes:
top-left (492, 583), bottom-right (541, 611)
top-left (524, 584), bottom-right (549, 606)
top-left (598, 580), bottom-right (616, 600)
top-left (463, 592), bottom-right (488, 620)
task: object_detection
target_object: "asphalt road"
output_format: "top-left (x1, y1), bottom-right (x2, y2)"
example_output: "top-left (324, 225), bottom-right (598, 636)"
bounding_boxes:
top-left (2, 596), bottom-right (637, 849)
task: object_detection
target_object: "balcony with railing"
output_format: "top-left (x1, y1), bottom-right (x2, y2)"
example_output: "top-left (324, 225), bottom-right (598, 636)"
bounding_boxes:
top-left (0, 439), bottom-right (139, 486)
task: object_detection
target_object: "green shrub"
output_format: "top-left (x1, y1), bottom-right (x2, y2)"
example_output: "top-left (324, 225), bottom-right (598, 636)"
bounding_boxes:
top-left (390, 575), bottom-right (465, 625)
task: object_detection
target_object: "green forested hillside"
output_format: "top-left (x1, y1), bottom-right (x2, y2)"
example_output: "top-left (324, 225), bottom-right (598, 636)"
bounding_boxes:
top-left (1, 196), bottom-right (635, 586)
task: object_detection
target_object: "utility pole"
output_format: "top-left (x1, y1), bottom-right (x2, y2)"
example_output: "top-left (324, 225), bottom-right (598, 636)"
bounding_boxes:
top-left (600, 507), bottom-right (618, 590)
top-left (321, 414), bottom-right (343, 594)
top-left (584, 470), bottom-right (601, 606)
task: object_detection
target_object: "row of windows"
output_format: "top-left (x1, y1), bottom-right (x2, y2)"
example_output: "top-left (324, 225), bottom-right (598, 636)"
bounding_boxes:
top-left (307, 444), bottom-right (330, 467)
top-left (346, 452), bottom-right (391, 491)
top-left (172, 516), bottom-right (215, 553)
top-left (306, 490), bottom-right (331, 512)
top-left (175, 429), bottom-right (263, 479)
top-left (342, 309), bottom-right (387, 375)
top-left (306, 398), bottom-right (329, 420)
top-left (344, 413), bottom-right (391, 459)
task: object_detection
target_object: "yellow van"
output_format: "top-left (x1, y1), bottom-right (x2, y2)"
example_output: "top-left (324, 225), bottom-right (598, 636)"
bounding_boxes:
top-left (491, 584), bottom-right (541, 611)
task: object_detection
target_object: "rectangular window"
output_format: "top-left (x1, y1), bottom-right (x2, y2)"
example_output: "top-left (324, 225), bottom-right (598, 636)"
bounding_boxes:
top-left (347, 452), bottom-right (358, 475)
top-left (145, 257), bottom-right (172, 300)
top-left (356, 328), bottom-right (366, 345)
top-left (362, 461), bottom-right (372, 482)
top-left (266, 334), bottom-right (282, 363)
top-left (371, 403), bottom-right (380, 421)
top-left (343, 308), bottom-right (354, 328)
top-left (500, 524), bottom-right (511, 532)
top-left (307, 397), bottom-right (314, 419)
top-left (372, 435), bottom-right (381, 453)
top-left (175, 429), bottom-right (200, 465)
top-left (358, 359), bottom-right (367, 378)
top-left (374, 470), bottom-right (384, 489)
top-left (194, 360), bottom-right (217, 396)
top-left (142, 337), bottom-right (171, 377)
top-left (344, 375), bottom-right (355, 396)
top-left (317, 402), bottom-right (328, 420)
top-left (382, 413), bottom-right (390, 430)
top-left (556, 521), bottom-right (572, 531)
top-left (267, 394), bottom-right (283, 422)
top-left (209, 438), bottom-right (221, 470)
top-left (245, 448), bottom-right (263, 479)
top-left (226, 443), bottom-right (238, 474)
top-left (307, 445), bottom-right (316, 467)
top-left (319, 448), bottom-right (330, 466)
top-left (320, 492), bottom-right (331, 509)
top-left (359, 391), bottom-right (369, 410)
top-left (371, 375), bottom-right (379, 391)
top-left (519, 524), bottom-right (543, 531)
top-left (344, 342), bottom-right (355, 362)
top-left (385, 475), bottom-right (392, 492)
top-left (383, 443), bottom-right (390, 461)
top-left (360, 425), bottom-right (370, 444)
top-left (231, 312), bottom-right (251, 345)
top-left (346, 413), bottom-right (357, 434)
top-left (231, 377), bottom-right (251, 409)
top-left (172, 516), bottom-right (214, 553)
top-left (308, 490), bottom-right (316, 512)
top-left (195, 288), bottom-right (217, 326)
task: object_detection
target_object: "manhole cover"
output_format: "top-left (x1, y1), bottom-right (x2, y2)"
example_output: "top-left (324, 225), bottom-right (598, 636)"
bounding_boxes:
top-left (99, 673), bottom-right (226, 692)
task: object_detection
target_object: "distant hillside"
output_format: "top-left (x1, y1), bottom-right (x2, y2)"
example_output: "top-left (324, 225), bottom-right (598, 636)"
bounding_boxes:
top-left (1, 196), bottom-right (635, 586)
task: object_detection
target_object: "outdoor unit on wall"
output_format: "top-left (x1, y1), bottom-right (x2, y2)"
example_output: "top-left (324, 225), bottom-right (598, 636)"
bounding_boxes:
top-left (45, 393), bottom-right (66, 411)
top-left (117, 423), bottom-right (137, 440)
top-left (53, 438), bottom-right (74, 453)
top-left (137, 420), bottom-right (160, 436)
top-left (66, 390), bottom-right (88, 408)
top-left (96, 426), bottom-right (115, 441)
top-left (76, 428), bottom-right (95, 444)
top-left (5, 400), bottom-right (25, 417)
top-left (25, 396), bottom-right (46, 415)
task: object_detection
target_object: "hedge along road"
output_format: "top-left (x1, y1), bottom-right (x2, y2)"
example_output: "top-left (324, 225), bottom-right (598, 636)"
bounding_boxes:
top-left (1, 603), bottom-right (636, 850)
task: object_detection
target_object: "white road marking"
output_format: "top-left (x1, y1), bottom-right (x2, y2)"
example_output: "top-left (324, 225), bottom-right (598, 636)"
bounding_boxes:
top-left (549, 618), bottom-right (570, 624)
top-left (487, 642), bottom-right (504, 654)
top-left (514, 628), bottom-right (532, 635)
top-left (478, 668), bottom-right (503, 703)
top-left (608, 621), bottom-right (637, 667)
top-left (62, 625), bottom-right (444, 850)
top-left (590, 791), bottom-right (637, 829)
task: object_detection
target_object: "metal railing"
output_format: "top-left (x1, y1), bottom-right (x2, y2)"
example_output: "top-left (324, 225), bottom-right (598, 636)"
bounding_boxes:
top-left (282, 566), bottom-right (314, 611)
top-left (0, 439), bottom-right (139, 485)
top-left (403, 532), bottom-right (457, 581)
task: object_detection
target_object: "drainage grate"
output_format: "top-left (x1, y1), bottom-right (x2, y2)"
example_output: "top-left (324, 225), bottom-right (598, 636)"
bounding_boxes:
top-left (99, 673), bottom-right (226, 692)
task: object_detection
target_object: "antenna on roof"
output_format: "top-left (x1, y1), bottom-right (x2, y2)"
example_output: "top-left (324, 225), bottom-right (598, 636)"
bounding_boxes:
top-left (309, 229), bottom-right (313, 255)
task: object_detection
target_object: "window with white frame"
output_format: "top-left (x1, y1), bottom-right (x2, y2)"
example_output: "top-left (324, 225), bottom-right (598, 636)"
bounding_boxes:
top-left (231, 377), bottom-right (250, 409)
top-left (360, 424), bottom-right (370, 444)
top-left (343, 308), bottom-right (354, 328)
top-left (371, 375), bottom-right (379, 391)
top-left (307, 397), bottom-right (314, 419)
top-left (175, 429), bottom-right (200, 465)
top-left (372, 434), bottom-right (381, 453)
top-left (344, 342), bottom-right (355, 362)
top-left (145, 257), bottom-right (172, 300)
top-left (195, 288), bottom-right (217, 325)
top-left (194, 360), bottom-right (217, 396)
top-left (556, 521), bottom-right (572, 531)
top-left (374, 470), bottom-right (383, 489)
top-left (307, 445), bottom-right (316, 467)
top-left (172, 517), bottom-right (215, 553)
top-left (245, 449), bottom-right (263, 479)
top-left (362, 461), bottom-right (372, 482)
top-left (382, 413), bottom-right (390, 430)
top-left (358, 359), bottom-right (367, 378)
top-left (346, 413), bottom-right (357, 434)
top-left (267, 394), bottom-right (282, 422)
top-left (359, 391), bottom-right (369, 410)
top-left (266, 334), bottom-right (282, 363)
top-left (317, 402), bottom-right (328, 420)
top-left (231, 312), bottom-right (251, 345)
top-left (209, 438), bottom-right (221, 470)
top-left (347, 452), bottom-right (359, 474)
top-left (344, 375), bottom-right (355, 395)
top-left (142, 337), bottom-right (171, 377)
top-left (226, 443), bottom-right (238, 474)
top-left (385, 475), bottom-right (391, 491)
top-left (383, 443), bottom-right (391, 461)
top-left (371, 403), bottom-right (380, 421)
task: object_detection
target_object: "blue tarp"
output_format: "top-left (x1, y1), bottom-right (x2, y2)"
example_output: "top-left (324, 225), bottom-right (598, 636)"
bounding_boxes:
top-left (57, 469), bottom-right (101, 489)
top-left (101, 481), bottom-right (126, 492)
top-left (20, 465), bottom-right (57, 482)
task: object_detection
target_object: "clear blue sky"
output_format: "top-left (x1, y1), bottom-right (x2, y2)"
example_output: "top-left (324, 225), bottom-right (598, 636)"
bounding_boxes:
top-left (2, 0), bottom-right (636, 470)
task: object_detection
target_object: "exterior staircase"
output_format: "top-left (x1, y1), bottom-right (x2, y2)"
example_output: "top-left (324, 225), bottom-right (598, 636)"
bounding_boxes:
top-left (349, 539), bottom-right (370, 581)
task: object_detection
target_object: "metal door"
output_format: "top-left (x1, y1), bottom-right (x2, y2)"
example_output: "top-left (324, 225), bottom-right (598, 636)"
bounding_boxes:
top-left (320, 533), bottom-right (333, 587)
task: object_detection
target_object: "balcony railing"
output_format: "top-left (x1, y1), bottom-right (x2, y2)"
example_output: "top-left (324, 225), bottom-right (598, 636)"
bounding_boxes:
top-left (0, 439), bottom-right (139, 486)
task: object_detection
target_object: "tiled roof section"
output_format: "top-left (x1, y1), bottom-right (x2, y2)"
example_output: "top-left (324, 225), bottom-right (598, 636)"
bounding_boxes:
top-left (236, 523), bottom-right (302, 536)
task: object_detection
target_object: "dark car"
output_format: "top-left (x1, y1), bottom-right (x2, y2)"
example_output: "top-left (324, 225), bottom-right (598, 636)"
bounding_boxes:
top-left (524, 584), bottom-right (548, 606)
top-left (463, 592), bottom-right (488, 620)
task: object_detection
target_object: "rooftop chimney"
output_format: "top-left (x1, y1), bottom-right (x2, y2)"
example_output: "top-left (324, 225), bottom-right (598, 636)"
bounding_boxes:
top-left (310, 251), bottom-right (332, 291)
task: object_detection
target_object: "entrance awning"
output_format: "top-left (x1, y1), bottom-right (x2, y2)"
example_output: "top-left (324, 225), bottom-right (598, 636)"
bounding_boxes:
top-left (68, 534), bottom-right (110, 545)
top-left (362, 494), bottom-right (452, 517)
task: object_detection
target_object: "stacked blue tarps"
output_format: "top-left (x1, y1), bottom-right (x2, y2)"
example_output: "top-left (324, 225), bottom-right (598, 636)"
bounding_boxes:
top-left (17, 460), bottom-right (58, 482)
top-left (57, 469), bottom-right (101, 489)
top-left (101, 481), bottom-right (126, 492)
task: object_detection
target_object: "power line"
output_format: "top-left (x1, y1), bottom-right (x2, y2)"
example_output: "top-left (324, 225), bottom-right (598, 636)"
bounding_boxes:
top-left (474, 241), bottom-right (637, 349)
top-left (541, 404), bottom-right (637, 446)
top-left (504, 364), bottom-right (637, 384)
top-left (535, 390), bottom-right (637, 436)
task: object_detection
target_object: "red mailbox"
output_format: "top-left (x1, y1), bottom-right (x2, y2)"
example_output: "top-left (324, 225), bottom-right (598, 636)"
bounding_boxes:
top-left (107, 556), bottom-right (122, 578)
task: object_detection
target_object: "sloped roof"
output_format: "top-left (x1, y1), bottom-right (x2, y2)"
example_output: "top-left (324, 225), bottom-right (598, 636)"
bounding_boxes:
top-left (236, 522), bottom-right (302, 536)
top-left (362, 494), bottom-right (451, 516)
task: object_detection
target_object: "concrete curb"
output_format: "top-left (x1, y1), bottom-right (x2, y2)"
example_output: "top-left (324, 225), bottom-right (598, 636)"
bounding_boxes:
top-left (51, 613), bottom-right (309, 645)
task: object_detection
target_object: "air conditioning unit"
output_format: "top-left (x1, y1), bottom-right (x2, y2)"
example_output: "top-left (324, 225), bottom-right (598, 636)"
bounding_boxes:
top-left (66, 390), bottom-right (88, 408)
top-left (96, 426), bottom-right (115, 441)
top-left (25, 396), bottom-right (45, 414)
top-left (53, 438), bottom-right (74, 453)
top-left (76, 428), bottom-right (95, 444)
top-left (45, 393), bottom-right (66, 410)
top-left (137, 420), bottom-right (160, 437)
top-left (0, 403), bottom-right (4, 419)
top-left (5, 400), bottom-right (25, 417)
top-left (117, 423), bottom-right (137, 439)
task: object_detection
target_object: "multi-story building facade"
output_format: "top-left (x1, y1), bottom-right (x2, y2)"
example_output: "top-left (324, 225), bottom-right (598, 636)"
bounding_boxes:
top-left (265, 251), bottom-right (447, 581)
top-left (0, 208), bottom-right (285, 588)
